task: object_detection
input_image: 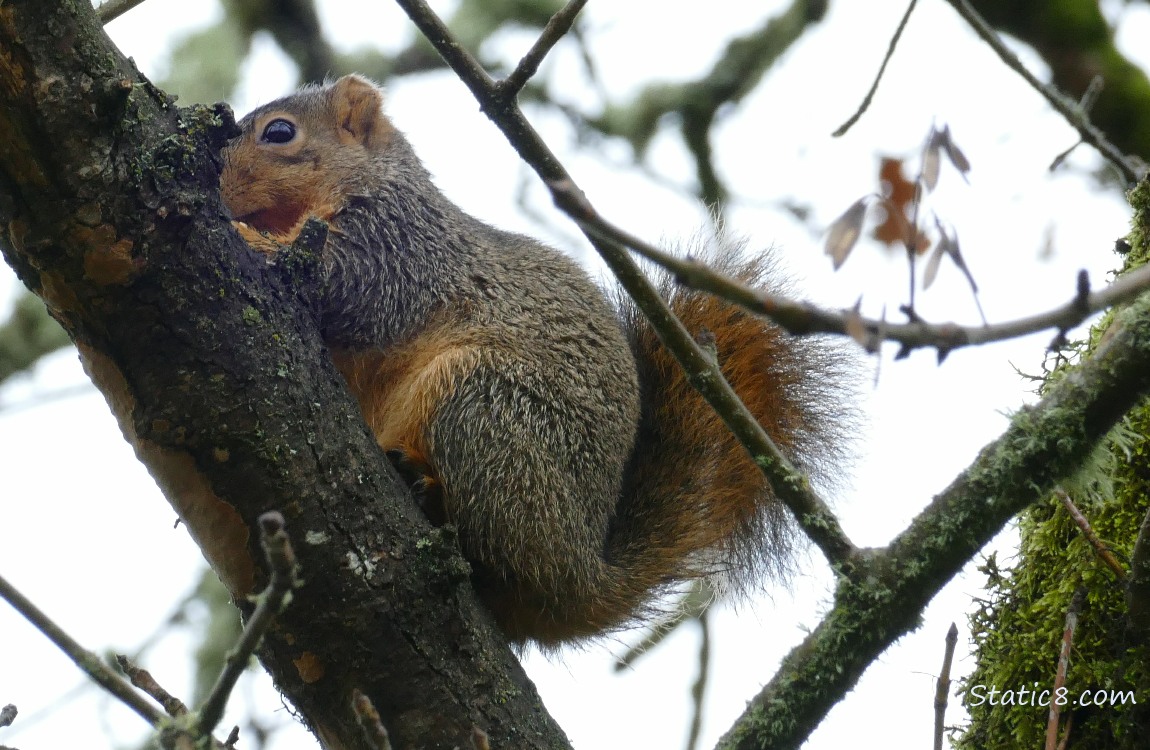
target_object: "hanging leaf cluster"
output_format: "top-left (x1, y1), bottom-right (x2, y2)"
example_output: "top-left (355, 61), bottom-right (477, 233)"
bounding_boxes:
top-left (824, 125), bottom-right (982, 321)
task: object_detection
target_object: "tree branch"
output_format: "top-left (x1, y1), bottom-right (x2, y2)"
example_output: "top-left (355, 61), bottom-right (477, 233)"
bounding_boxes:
top-left (393, 0), bottom-right (856, 569)
top-left (572, 214), bottom-right (1150, 358)
top-left (717, 285), bottom-right (1150, 748)
top-left (0, 2), bottom-right (567, 748)
top-left (942, 0), bottom-right (1146, 185)
top-left (0, 572), bottom-right (165, 726)
top-left (392, 8), bottom-right (1150, 746)
top-left (498, 0), bottom-right (587, 98)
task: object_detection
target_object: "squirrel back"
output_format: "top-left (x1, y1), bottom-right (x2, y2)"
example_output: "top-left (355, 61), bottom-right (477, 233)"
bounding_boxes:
top-left (221, 75), bottom-right (853, 647)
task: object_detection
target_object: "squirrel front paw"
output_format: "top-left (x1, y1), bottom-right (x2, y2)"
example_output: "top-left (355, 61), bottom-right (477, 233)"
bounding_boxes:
top-left (386, 447), bottom-right (445, 525)
top-left (231, 220), bottom-right (283, 255)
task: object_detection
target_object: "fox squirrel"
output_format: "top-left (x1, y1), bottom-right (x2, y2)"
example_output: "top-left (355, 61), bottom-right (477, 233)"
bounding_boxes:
top-left (220, 74), bottom-right (852, 647)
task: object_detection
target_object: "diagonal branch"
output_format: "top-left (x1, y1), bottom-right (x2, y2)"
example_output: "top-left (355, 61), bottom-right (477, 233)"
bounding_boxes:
top-left (391, 2), bottom-right (1150, 747)
top-left (0, 2), bottom-right (567, 748)
top-left (942, 0), bottom-right (1145, 185)
top-left (393, 0), bottom-right (856, 569)
top-left (0, 572), bottom-right (165, 727)
top-left (499, 0), bottom-right (588, 98)
top-left (717, 285), bottom-right (1150, 748)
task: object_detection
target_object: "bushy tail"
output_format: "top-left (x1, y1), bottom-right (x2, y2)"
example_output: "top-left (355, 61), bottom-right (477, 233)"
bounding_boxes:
top-left (609, 239), bottom-right (854, 601)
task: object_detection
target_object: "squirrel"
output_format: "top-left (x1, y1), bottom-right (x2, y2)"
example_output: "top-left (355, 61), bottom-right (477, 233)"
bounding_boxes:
top-left (219, 74), bottom-right (852, 647)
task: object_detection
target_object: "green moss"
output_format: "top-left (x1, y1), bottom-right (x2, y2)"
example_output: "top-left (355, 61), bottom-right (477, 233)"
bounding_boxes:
top-left (957, 176), bottom-right (1150, 748)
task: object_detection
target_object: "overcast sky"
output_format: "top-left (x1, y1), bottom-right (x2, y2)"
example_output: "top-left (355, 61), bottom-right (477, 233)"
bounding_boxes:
top-left (1, 1), bottom-right (1145, 748)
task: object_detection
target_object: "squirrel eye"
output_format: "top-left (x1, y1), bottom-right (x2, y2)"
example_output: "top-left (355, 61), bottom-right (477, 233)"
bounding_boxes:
top-left (261, 118), bottom-right (297, 144)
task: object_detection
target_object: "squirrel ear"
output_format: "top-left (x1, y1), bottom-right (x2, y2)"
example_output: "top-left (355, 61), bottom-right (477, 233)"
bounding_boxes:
top-left (330, 74), bottom-right (391, 148)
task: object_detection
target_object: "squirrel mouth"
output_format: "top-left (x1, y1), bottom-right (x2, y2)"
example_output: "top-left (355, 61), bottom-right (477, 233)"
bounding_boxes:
top-left (235, 205), bottom-right (302, 237)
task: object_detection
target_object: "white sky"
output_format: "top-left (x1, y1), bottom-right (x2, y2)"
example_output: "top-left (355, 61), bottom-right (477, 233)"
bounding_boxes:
top-left (1, 1), bottom-right (1144, 748)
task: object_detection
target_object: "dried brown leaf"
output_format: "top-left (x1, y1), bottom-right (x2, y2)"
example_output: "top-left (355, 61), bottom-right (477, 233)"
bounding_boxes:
top-left (940, 125), bottom-right (970, 179)
top-left (924, 241), bottom-right (946, 289)
top-left (922, 129), bottom-right (942, 191)
top-left (825, 197), bottom-right (869, 270)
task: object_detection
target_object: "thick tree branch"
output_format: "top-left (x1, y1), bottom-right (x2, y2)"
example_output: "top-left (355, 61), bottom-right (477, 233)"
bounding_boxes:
top-left (0, 2), bottom-right (567, 748)
top-left (717, 280), bottom-right (1150, 748)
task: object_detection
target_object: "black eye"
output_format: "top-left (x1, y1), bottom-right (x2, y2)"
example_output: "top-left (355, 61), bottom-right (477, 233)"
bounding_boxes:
top-left (261, 118), bottom-right (296, 144)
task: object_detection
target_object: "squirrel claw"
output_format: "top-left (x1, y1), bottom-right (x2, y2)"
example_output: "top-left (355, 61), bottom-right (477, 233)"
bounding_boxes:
top-left (385, 447), bottom-right (445, 525)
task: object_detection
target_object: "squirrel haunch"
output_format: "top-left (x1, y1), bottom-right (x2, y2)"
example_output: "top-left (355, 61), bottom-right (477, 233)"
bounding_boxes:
top-left (221, 74), bottom-right (853, 647)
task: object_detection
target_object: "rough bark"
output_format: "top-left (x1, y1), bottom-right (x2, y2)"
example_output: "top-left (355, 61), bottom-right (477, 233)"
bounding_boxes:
top-left (0, 2), bottom-right (569, 748)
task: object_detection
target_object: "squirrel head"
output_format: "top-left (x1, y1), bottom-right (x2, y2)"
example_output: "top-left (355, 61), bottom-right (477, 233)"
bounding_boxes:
top-left (221, 75), bottom-right (397, 236)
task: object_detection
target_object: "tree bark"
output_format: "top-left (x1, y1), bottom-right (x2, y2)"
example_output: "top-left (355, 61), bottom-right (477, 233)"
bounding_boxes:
top-left (0, 2), bottom-right (569, 748)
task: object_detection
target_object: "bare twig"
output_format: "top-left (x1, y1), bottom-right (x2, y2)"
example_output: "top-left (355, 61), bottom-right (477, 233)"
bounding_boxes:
top-left (686, 608), bottom-right (712, 750)
top-left (197, 512), bottom-right (297, 734)
top-left (0, 573), bottom-right (165, 725)
top-left (933, 623), bottom-right (958, 750)
top-left (571, 215), bottom-right (1150, 358)
top-left (1127, 505), bottom-right (1150, 640)
top-left (353, 690), bottom-right (394, 750)
top-left (614, 578), bottom-right (714, 670)
top-left (942, 0), bottom-right (1144, 185)
top-left (499, 0), bottom-right (588, 98)
top-left (833, 0), bottom-right (918, 137)
top-left (94, 0), bottom-right (149, 25)
top-left (393, 0), bottom-right (857, 568)
top-left (1046, 588), bottom-right (1086, 750)
top-left (116, 654), bottom-right (189, 718)
top-left (1049, 76), bottom-right (1105, 172)
top-left (1054, 487), bottom-right (1127, 580)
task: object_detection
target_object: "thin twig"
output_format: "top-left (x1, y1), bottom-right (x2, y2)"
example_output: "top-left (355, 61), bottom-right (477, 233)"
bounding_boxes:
top-left (933, 623), bottom-right (958, 750)
top-left (393, 0), bottom-right (857, 568)
top-left (499, 0), bottom-right (588, 98)
top-left (1049, 76), bottom-right (1105, 172)
top-left (1054, 487), bottom-right (1127, 580)
top-left (1125, 505), bottom-right (1150, 640)
top-left (1055, 712), bottom-right (1075, 750)
top-left (942, 0), bottom-right (1144, 185)
top-left (95, 0), bottom-right (149, 25)
top-left (833, 0), bottom-right (918, 137)
top-left (0, 573), bottom-right (164, 726)
top-left (1045, 588), bottom-right (1086, 750)
top-left (116, 654), bottom-right (190, 718)
top-left (352, 690), bottom-right (394, 750)
top-left (581, 219), bottom-right (1150, 358)
top-left (614, 578), bottom-right (713, 671)
top-left (685, 609), bottom-right (711, 750)
top-left (197, 512), bottom-right (297, 734)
